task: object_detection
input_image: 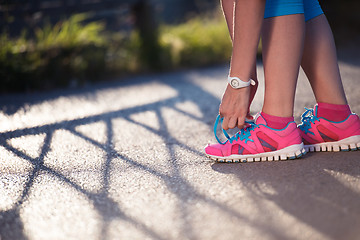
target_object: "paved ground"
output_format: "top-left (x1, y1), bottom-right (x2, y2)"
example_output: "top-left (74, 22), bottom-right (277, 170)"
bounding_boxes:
top-left (0, 57), bottom-right (359, 240)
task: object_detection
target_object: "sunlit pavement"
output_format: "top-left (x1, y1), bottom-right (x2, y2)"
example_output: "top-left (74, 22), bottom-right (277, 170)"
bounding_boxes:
top-left (0, 58), bottom-right (359, 240)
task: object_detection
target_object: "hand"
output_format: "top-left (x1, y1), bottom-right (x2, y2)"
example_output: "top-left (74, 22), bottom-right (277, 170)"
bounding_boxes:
top-left (219, 84), bottom-right (250, 130)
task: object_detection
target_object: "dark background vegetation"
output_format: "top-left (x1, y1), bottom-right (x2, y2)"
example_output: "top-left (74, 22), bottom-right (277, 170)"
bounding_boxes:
top-left (0, 0), bottom-right (359, 93)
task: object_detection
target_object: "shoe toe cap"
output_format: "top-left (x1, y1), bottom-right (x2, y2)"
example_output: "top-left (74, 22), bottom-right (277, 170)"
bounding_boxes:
top-left (205, 144), bottom-right (224, 157)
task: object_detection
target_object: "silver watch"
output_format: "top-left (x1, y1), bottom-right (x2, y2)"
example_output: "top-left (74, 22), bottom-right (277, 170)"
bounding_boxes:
top-left (228, 76), bottom-right (251, 89)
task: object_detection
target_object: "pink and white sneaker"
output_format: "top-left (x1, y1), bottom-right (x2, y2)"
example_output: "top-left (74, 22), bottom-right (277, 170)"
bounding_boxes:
top-left (205, 113), bottom-right (305, 163)
top-left (298, 106), bottom-right (360, 152)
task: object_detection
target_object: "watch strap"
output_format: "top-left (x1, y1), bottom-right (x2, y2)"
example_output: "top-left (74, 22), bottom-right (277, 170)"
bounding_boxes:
top-left (228, 76), bottom-right (251, 89)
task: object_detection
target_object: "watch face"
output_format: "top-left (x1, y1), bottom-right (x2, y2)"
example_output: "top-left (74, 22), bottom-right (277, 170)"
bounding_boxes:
top-left (230, 79), bottom-right (239, 88)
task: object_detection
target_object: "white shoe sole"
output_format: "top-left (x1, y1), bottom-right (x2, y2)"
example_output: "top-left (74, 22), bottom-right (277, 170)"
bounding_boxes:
top-left (206, 143), bottom-right (305, 163)
top-left (305, 135), bottom-right (360, 152)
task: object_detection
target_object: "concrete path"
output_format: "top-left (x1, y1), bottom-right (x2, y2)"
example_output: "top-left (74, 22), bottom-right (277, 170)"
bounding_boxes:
top-left (0, 59), bottom-right (359, 240)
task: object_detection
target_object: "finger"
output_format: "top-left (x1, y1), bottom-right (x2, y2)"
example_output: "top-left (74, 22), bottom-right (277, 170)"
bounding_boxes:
top-left (237, 116), bottom-right (245, 129)
top-left (228, 117), bottom-right (237, 129)
top-left (222, 117), bottom-right (229, 130)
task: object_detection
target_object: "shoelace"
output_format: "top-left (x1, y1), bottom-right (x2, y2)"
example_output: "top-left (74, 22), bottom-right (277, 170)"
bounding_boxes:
top-left (298, 107), bottom-right (319, 134)
top-left (214, 114), bottom-right (257, 145)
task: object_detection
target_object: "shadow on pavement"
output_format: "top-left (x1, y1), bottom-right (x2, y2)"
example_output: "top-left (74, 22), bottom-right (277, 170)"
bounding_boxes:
top-left (0, 208), bottom-right (28, 240)
top-left (0, 66), bottom-right (359, 239)
top-left (0, 70), bottom-right (222, 239)
top-left (212, 151), bottom-right (360, 240)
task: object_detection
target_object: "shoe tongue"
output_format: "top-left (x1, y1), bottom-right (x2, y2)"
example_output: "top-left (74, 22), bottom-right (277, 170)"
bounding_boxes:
top-left (254, 112), bottom-right (268, 125)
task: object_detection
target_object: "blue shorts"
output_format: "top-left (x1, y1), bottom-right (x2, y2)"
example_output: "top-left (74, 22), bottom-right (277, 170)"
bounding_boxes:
top-left (264, 0), bottom-right (324, 21)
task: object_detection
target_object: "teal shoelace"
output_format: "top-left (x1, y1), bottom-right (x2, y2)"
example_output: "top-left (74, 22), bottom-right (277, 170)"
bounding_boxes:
top-left (214, 114), bottom-right (258, 145)
top-left (298, 108), bottom-right (319, 135)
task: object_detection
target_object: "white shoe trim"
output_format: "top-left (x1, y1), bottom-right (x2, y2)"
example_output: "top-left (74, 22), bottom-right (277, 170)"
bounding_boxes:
top-left (305, 135), bottom-right (360, 152)
top-left (206, 143), bottom-right (305, 163)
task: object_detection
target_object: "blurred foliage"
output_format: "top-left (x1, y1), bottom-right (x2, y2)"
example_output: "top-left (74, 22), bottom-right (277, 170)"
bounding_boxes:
top-left (1, 1), bottom-right (359, 93)
top-left (1, 13), bottom-right (233, 92)
top-left (0, 14), bottom-right (107, 92)
top-left (35, 14), bottom-right (105, 49)
top-left (159, 16), bottom-right (232, 68)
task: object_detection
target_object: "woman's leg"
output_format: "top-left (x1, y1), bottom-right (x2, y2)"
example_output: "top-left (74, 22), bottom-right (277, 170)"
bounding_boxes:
top-left (301, 14), bottom-right (347, 105)
top-left (296, 4), bottom-right (360, 152)
top-left (261, 14), bottom-right (305, 117)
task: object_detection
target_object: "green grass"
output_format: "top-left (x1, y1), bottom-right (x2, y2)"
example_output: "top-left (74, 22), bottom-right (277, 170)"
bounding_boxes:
top-left (159, 16), bottom-right (232, 68)
top-left (0, 13), bottom-right (235, 92)
top-left (0, 14), bottom-right (107, 92)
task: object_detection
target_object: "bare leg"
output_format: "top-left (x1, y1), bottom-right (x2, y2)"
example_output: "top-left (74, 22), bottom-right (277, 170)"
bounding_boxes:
top-left (301, 14), bottom-right (347, 105)
top-left (261, 14), bottom-right (305, 117)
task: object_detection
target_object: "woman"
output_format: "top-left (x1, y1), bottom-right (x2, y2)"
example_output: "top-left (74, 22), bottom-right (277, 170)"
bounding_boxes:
top-left (205, 0), bottom-right (360, 162)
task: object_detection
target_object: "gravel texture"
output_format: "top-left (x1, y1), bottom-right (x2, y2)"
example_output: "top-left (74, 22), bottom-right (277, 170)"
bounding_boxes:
top-left (0, 58), bottom-right (359, 240)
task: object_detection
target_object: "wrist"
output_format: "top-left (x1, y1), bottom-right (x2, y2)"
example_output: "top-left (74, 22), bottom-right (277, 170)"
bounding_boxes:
top-left (227, 76), bottom-right (251, 89)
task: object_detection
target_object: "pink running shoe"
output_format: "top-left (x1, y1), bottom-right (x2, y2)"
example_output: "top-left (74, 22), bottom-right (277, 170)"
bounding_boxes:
top-left (205, 113), bottom-right (305, 163)
top-left (298, 106), bottom-right (360, 152)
